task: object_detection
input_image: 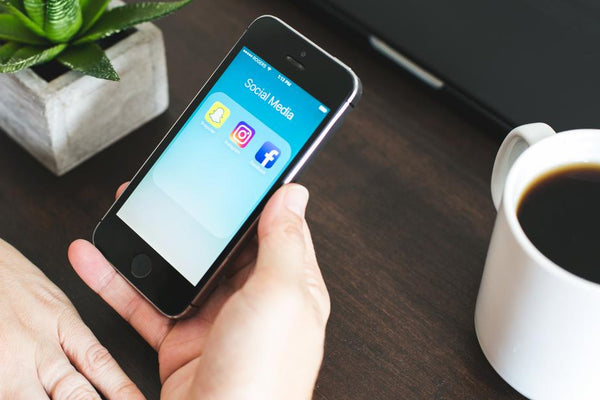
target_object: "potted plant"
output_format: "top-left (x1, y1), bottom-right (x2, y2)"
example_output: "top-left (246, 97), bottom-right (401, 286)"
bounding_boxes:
top-left (0, 0), bottom-right (190, 175)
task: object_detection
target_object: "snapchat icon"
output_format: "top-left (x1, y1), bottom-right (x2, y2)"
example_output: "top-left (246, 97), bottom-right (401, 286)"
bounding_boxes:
top-left (205, 101), bottom-right (230, 128)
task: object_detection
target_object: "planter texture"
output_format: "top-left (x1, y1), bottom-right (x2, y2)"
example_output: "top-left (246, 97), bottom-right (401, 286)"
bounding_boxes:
top-left (0, 22), bottom-right (168, 175)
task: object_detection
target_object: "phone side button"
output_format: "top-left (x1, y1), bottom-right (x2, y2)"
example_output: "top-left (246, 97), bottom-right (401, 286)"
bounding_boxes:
top-left (131, 254), bottom-right (152, 279)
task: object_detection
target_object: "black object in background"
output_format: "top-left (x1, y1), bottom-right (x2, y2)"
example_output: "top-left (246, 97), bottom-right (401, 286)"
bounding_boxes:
top-left (306, 0), bottom-right (600, 132)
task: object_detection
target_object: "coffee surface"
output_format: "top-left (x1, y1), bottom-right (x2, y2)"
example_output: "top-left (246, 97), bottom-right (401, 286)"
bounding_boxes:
top-left (517, 164), bottom-right (600, 284)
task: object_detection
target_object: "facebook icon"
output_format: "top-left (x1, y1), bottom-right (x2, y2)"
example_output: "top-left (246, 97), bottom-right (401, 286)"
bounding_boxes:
top-left (255, 142), bottom-right (281, 169)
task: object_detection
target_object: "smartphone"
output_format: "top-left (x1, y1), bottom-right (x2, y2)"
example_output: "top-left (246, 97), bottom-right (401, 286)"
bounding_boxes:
top-left (93, 15), bottom-right (361, 318)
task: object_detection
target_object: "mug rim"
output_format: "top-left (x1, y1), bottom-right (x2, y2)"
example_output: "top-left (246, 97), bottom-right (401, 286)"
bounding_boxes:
top-left (501, 128), bottom-right (600, 290)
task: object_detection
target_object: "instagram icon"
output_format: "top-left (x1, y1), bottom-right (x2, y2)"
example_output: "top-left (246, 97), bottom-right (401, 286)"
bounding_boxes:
top-left (229, 122), bottom-right (255, 148)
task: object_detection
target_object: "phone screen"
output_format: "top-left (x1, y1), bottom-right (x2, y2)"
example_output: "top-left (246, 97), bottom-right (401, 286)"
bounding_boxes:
top-left (116, 47), bottom-right (330, 285)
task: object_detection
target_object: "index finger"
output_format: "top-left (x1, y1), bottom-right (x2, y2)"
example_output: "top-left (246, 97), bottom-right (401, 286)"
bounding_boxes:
top-left (68, 239), bottom-right (174, 351)
top-left (57, 316), bottom-right (144, 400)
top-left (116, 182), bottom-right (129, 199)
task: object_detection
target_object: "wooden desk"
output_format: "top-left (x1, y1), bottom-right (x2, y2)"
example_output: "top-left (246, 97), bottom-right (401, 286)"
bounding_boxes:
top-left (0, 0), bottom-right (524, 398)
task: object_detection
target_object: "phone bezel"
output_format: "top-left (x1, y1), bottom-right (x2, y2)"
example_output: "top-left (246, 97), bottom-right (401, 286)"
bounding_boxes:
top-left (93, 15), bottom-right (361, 317)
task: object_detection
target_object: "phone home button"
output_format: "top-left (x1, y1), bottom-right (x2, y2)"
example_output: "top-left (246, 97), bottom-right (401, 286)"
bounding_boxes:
top-left (131, 254), bottom-right (152, 278)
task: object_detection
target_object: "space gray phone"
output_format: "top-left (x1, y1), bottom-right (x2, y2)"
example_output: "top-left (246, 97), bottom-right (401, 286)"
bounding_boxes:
top-left (93, 15), bottom-right (362, 318)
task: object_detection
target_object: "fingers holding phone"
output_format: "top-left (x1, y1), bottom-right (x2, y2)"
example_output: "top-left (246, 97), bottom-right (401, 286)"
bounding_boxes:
top-left (69, 183), bottom-right (331, 400)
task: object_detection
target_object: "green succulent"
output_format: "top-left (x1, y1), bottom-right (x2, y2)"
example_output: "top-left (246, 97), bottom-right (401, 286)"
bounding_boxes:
top-left (0, 0), bottom-right (191, 80)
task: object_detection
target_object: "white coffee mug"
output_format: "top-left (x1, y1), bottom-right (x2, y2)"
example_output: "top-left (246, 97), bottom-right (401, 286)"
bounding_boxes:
top-left (475, 123), bottom-right (600, 399)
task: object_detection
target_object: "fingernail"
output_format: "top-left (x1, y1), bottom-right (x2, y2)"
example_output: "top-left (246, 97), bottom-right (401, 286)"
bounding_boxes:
top-left (284, 185), bottom-right (309, 217)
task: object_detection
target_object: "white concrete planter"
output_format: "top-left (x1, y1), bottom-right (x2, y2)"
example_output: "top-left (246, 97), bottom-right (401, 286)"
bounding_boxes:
top-left (0, 22), bottom-right (168, 175)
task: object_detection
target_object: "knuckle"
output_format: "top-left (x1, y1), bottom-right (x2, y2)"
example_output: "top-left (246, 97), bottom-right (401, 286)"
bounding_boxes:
top-left (273, 210), bottom-right (304, 234)
top-left (34, 282), bottom-right (70, 308)
top-left (281, 221), bottom-right (304, 240)
top-left (57, 308), bottom-right (79, 327)
top-left (54, 371), bottom-right (99, 400)
top-left (263, 217), bottom-right (305, 246)
top-left (304, 269), bottom-right (328, 298)
top-left (306, 276), bottom-right (328, 301)
top-left (114, 381), bottom-right (144, 400)
top-left (56, 310), bottom-right (83, 343)
top-left (121, 294), bottom-right (141, 324)
top-left (281, 212), bottom-right (305, 233)
top-left (63, 384), bottom-right (99, 400)
top-left (84, 342), bottom-right (114, 373)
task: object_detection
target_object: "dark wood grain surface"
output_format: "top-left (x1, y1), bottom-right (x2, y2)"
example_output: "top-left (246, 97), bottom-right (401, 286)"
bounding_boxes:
top-left (0, 0), bottom-right (525, 398)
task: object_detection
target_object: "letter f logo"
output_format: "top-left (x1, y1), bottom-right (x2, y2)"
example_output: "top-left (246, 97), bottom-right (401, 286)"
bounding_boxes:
top-left (255, 142), bottom-right (281, 169)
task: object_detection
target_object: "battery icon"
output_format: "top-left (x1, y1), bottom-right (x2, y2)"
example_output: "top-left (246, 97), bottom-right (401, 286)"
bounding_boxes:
top-left (318, 105), bottom-right (328, 113)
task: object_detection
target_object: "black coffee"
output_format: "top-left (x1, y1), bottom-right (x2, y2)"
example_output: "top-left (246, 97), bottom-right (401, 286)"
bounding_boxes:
top-left (517, 163), bottom-right (600, 284)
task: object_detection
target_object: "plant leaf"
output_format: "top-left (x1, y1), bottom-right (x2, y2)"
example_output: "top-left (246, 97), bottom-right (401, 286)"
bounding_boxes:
top-left (74, 0), bottom-right (191, 44)
top-left (0, 41), bottom-right (21, 62)
top-left (78, 0), bottom-right (110, 34)
top-left (0, 0), bottom-right (47, 36)
top-left (0, 14), bottom-right (48, 45)
top-left (57, 42), bottom-right (119, 80)
top-left (23, 0), bottom-right (45, 27)
top-left (0, 43), bottom-right (66, 72)
top-left (45, 0), bottom-right (82, 42)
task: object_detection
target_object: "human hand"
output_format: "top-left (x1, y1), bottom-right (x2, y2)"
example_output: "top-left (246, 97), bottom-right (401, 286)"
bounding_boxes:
top-left (68, 183), bottom-right (330, 400)
top-left (0, 239), bottom-right (143, 399)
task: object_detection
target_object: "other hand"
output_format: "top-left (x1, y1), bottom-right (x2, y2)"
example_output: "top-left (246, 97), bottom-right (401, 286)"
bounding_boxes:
top-left (0, 239), bottom-right (143, 399)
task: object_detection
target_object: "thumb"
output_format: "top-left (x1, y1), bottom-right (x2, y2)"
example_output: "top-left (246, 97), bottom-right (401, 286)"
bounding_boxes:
top-left (252, 184), bottom-right (330, 324)
top-left (255, 184), bottom-right (310, 283)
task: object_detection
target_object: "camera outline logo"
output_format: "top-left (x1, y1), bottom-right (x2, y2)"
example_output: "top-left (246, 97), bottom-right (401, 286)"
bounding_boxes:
top-left (205, 101), bottom-right (230, 128)
top-left (229, 121), bottom-right (255, 148)
top-left (255, 142), bottom-right (281, 169)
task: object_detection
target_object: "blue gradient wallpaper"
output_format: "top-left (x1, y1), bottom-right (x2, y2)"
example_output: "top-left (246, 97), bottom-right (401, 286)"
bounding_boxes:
top-left (117, 47), bottom-right (329, 284)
